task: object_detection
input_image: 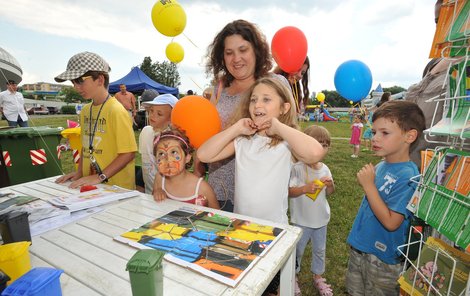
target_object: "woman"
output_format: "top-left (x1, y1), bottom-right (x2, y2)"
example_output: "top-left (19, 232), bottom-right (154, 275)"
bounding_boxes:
top-left (274, 56), bottom-right (310, 114)
top-left (197, 19), bottom-right (274, 212)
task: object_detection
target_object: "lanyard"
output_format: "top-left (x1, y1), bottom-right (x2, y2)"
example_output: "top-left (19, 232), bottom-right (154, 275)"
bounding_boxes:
top-left (88, 94), bottom-right (110, 154)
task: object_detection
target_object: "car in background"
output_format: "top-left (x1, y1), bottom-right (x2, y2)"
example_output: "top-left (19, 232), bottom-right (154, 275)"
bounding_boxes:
top-left (47, 106), bottom-right (60, 114)
top-left (27, 106), bottom-right (49, 115)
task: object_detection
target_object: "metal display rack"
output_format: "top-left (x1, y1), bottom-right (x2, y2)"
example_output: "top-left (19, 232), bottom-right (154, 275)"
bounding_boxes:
top-left (398, 1), bottom-right (469, 294)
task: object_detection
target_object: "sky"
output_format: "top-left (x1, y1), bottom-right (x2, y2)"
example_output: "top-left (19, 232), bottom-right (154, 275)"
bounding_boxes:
top-left (0, 0), bottom-right (437, 96)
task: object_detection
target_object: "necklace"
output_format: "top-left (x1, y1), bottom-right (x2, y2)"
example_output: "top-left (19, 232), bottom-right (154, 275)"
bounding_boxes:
top-left (88, 94), bottom-right (110, 154)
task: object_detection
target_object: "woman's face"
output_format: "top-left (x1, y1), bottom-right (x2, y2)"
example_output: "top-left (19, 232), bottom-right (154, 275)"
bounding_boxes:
top-left (223, 34), bottom-right (256, 82)
top-left (288, 64), bottom-right (308, 83)
top-left (155, 139), bottom-right (189, 177)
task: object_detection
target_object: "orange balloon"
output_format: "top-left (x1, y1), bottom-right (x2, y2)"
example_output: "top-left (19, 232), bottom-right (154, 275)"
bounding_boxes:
top-left (171, 96), bottom-right (221, 148)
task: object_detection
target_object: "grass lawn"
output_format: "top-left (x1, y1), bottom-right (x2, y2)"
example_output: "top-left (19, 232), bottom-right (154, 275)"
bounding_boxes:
top-left (1, 115), bottom-right (382, 295)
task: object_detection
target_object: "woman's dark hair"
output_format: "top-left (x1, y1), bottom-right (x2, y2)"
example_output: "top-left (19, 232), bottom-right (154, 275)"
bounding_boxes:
top-left (206, 19), bottom-right (272, 87)
top-left (274, 56), bottom-right (310, 111)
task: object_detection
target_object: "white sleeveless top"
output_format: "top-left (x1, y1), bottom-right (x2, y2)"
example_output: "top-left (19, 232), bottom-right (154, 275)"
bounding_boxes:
top-left (162, 177), bottom-right (203, 204)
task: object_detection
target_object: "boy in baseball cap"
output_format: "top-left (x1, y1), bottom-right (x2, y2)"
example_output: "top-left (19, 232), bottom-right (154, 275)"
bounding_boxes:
top-left (55, 52), bottom-right (137, 190)
top-left (138, 93), bottom-right (179, 193)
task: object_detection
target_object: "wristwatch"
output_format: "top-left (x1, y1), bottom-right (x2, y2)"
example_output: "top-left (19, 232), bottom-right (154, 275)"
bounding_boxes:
top-left (98, 173), bottom-right (108, 183)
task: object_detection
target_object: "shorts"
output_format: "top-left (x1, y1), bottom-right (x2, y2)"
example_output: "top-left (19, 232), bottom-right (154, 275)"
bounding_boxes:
top-left (346, 247), bottom-right (402, 296)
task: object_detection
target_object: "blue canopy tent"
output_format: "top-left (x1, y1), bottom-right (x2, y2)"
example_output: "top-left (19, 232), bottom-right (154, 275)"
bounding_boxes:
top-left (109, 67), bottom-right (179, 97)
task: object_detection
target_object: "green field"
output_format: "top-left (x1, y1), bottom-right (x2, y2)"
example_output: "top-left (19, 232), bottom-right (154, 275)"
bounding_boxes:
top-left (1, 115), bottom-right (381, 295)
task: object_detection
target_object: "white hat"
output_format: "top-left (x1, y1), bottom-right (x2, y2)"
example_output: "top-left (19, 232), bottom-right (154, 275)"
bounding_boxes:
top-left (142, 93), bottom-right (178, 108)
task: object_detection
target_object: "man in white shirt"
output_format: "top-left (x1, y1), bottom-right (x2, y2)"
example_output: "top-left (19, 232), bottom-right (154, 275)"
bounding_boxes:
top-left (0, 80), bottom-right (29, 127)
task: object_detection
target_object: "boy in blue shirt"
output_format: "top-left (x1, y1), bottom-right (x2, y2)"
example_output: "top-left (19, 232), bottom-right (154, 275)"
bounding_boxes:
top-left (346, 101), bottom-right (425, 295)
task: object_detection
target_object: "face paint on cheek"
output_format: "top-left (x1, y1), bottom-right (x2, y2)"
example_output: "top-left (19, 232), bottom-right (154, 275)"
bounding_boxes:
top-left (156, 144), bottom-right (187, 177)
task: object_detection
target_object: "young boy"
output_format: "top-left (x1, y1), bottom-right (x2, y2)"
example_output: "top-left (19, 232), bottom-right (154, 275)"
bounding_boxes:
top-left (138, 93), bottom-right (178, 194)
top-left (289, 125), bottom-right (335, 296)
top-left (54, 51), bottom-right (137, 189)
top-left (346, 100), bottom-right (425, 295)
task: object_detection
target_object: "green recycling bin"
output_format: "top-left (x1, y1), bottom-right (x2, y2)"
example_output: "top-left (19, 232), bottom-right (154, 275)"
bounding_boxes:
top-left (126, 249), bottom-right (164, 296)
top-left (0, 127), bottom-right (63, 186)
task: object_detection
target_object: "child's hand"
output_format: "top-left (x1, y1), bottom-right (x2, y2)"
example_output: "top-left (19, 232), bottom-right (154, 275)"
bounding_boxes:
top-left (153, 188), bottom-right (168, 202)
top-left (236, 118), bottom-right (258, 136)
top-left (303, 181), bottom-right (323, 194)
top-left (357, 163), bottom-right (375, 190)
top-left (258, 117), bottom-right (281, 136)
top-left (320, 176), bottom-right (333, 188)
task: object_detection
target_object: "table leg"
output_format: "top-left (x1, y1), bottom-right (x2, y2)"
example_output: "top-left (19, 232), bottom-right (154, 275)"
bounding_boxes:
top-left (280, 248), bottom-right (296, 296)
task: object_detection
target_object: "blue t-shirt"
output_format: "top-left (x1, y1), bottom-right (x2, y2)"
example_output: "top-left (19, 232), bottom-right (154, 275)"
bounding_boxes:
top-left (347, 161), bottom-right (419, 264)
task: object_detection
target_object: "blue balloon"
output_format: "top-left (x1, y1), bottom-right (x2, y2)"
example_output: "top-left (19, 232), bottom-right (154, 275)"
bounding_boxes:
top-left (334, 60), bottom-right (372, 102)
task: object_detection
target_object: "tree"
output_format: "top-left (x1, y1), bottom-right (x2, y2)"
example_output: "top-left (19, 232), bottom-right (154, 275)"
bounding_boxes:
top-left (61, 87), bottom-right (84, 103)
top-left (384, 85), bottom-right (406, 94)
top-left (139, 57), bottom-right (181, 88)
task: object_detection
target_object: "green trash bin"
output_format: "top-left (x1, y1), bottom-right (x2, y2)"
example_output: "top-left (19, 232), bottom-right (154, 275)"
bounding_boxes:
top-left (0, 127), bottom-right (63, 186)
top-left (126, 249), bottom-right (164, 296)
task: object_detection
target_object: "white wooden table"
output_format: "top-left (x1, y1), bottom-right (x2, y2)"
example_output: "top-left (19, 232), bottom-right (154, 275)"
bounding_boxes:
top-left (1, 177), bottom-right (302, 295)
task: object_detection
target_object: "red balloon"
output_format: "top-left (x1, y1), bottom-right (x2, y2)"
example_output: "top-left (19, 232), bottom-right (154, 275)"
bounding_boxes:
top-left (171, 96), bottom-right (221, 148)
top-left (271, 26), bottom-right (308, 74)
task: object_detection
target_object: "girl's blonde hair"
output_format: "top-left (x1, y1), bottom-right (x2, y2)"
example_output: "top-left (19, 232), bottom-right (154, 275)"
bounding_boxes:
top-left (230, 76), bottom-right (299, 146)
top-left (303, 125), bottom-right (331, 147)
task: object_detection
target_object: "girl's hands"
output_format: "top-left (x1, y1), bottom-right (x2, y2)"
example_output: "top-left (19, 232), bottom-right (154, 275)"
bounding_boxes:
top-left (153, 188), bottom-right (168, 202)
top-left (320, 176), bottom-right (334, 188)
top-left (235, 118), bottom-right (258, 136)
top-left (256, 117), bottom-right (281, 136)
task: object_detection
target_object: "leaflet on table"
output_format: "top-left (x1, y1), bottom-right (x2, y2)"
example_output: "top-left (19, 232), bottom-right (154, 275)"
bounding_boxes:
top-left (0, 194), bottom-right (69, 225)
top-left (114, 208), bottom-right (286, 287)
top-left (30, 207), bottom-right (103, 236)
top-left (47, 185), bottom-right (140, 211)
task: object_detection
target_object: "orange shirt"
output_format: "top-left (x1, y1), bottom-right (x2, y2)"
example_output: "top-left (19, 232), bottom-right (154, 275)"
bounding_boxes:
top-left (115, 91), bottom-right (136, 111)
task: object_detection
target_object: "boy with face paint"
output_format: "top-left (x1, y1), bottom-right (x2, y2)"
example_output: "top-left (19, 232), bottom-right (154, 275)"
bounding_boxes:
top-left (153, 126), bottom-right (219, 209)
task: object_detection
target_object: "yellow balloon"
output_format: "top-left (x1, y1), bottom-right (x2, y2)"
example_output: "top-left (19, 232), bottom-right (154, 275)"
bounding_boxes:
top-left (151, 0), bottom-right (186, 37)
top-left (166, 42), bottom-right (184, 63)
top-left (316, 92), bottom-right (325, 102)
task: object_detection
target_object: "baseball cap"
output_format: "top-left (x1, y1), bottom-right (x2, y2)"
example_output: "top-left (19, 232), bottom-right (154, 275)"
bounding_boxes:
top-left (140, 89), bottom-right (160, 102)
top-left (55, 51), bottom-right (111, 82)
top-left (142, 93), bottom-right (178, 108)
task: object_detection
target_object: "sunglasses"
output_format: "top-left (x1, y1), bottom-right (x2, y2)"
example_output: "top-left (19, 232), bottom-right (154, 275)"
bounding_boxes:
top-left (72, 75), bottom-right (92, 85)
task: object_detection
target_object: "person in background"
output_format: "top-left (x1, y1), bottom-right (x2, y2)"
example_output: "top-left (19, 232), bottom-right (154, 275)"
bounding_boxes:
top-left (376, 91), bottom-right (391, 108)
top-left (198, 77), bottom-right (324, 295)
top-left (274, 56), bottom-right (310, 115)
top-left (346, 101), bottom-right (425, 295)
top-left (153, 126), bottom-right (219, 209)
top-left (54, 51), bottom-right (137, 189)
top-left (138, 93), bottom-right (178, 194)
top-left (202, 87), bottom-right (213, 100)
top-left (0, 80), bottom-right (29, 127)
top-left (289, 125), bottom-right (335, 296)
top-left (186, 89), bottom-right (194, 95)
top-left (115, 84), bottom-right (136, 119)
top-left (362, 108), bottom-right (373, 151)
top-left (196, 19), bottom-right (276, 212)
top-left (350, 114), bottom-right (363, 158)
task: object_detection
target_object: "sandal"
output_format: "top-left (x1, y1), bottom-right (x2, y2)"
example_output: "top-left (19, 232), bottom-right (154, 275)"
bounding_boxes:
top-left (314, 277), bottom-right (333, 296)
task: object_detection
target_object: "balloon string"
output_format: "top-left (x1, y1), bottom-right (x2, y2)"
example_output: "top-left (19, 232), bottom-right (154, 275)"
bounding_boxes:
top-left (179, 66), bottom-right (204, 93)
top-left (183, 33), bottom-right (200, 49)
top-left (290, 79), bottom-right (300, 113)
